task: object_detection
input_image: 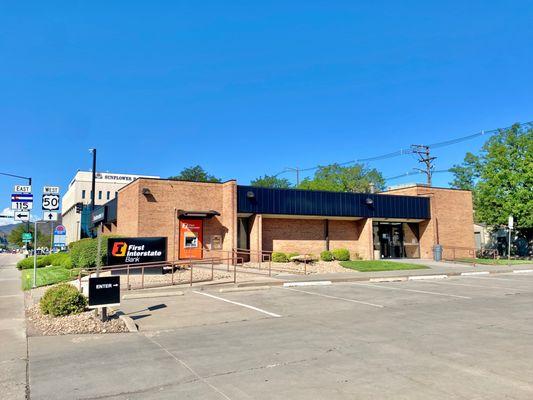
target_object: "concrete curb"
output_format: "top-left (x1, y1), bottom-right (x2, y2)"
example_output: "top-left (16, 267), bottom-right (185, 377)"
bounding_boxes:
top-left (234, 268), bottom-right (533, 289)
top-left (115, 311), bottom-right (138, 332)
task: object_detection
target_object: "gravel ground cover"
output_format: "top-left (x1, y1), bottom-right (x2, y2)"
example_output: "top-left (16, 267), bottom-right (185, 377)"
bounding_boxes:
top-left (26, 304), bottom-right (127, 336)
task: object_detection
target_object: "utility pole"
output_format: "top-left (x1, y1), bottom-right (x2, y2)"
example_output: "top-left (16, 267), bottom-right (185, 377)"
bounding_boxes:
top-left (411, 145), bottom-right (436, 186)
top-left (286, 167), bottom-right (300, 186)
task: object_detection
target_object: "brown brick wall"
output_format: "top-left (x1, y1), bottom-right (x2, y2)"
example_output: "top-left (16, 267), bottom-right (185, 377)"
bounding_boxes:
top-left (116, 179), bottom-right (236, 260)
top-left (262, 217), bottom-right (325, 255)
top-left (260, 217), bottom-right (374, 259)
top-left (329, 219), bottom-right (373, 259)
top-left (116, 182), bottom-right (140, 237)
top-left (382, 186), bottom-right (475, 258)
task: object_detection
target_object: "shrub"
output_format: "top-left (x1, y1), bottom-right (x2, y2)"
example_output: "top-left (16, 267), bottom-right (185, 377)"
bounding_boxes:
top-left (60, 255), bottom-right (73, 269)
top-left (287, 252), bottom-right (299, 260)
top-left (44, 253), bottom-right (69, 266)
top-left (272, 252), bottom-right (289, 263)
top-left (320, 250), bottom-right (334, 261)
top-left (69, 236), bottom-right (115, 269)
top-left (332, 248), bottom-right (350, 261)
top-left (17, 256), bottom-right (49, 270)
top-left (40, 284), bottom-right (87, 317)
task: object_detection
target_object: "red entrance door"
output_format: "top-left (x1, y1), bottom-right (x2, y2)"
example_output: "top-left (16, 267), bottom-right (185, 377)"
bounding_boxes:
top-left (179, 219), bottom-right (203, 259)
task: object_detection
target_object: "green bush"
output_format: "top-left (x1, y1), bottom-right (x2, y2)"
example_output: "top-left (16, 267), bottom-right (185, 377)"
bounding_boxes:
top-left (60, 255), bottom-right (73, 269)
top-left (286, 252), bottom-right (299, 260)
top-left (50, 253), bottom-right (70, 266)
top-left (69, 236), bottom-right (114, 269)
top-left (272, 252), bottom-right (289, 263)
top-left (17, 256), bottom-right (48, 270)
top-left (332, 248), bottom-right (350, 261)
top-left (320, 250), bottom-right (334, 261)
top-left (40, 284), bottom-right (87, 317)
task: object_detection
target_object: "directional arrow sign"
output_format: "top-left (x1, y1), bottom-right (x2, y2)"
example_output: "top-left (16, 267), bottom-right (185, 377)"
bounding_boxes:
top-left (43, 211), bottom-right (58, 221)
top-left (13, 211), bottom-right (30, 222)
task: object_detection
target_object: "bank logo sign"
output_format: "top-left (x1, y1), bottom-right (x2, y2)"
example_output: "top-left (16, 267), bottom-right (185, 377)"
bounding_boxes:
top-left (107, 237), bottom-right (167, 265)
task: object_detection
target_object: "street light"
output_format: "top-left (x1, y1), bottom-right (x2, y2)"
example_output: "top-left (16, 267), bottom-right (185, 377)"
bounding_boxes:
top-left (89, 148), bottom-right (97, 238)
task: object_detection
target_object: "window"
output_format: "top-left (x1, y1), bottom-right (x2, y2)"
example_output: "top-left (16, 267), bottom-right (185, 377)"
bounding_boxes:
top-left (82, 190), bottom-right (86, 199)
top-left (98, 191), bottom-right (102, 200)
top-left (106, 191), bottom-right (110, 200)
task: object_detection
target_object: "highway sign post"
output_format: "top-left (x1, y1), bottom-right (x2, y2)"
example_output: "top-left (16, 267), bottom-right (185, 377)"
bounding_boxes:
top-left (43, 188), bottom-right (61, 250)
top-left (14, 211), bottom-right (30, 222)
top-left (11, 193), bottom-right (33, 210)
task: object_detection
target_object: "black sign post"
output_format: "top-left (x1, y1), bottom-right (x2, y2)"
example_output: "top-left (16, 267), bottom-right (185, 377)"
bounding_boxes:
top-left (88, 276), bottom-right (120, 321)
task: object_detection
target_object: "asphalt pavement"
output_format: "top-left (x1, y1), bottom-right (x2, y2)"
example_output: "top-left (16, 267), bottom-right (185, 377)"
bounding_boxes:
top-left (28, 269), bottom-right (533, 399)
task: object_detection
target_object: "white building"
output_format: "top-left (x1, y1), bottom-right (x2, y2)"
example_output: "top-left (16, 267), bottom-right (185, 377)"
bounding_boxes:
top-left (61, 171), bottom-right (159, 244)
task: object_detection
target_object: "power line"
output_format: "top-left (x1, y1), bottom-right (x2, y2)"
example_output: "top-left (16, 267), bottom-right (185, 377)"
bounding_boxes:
top-left (274, 120), bottom-right (531, 180)
top-left (385, 169), bottom-right (451, 182)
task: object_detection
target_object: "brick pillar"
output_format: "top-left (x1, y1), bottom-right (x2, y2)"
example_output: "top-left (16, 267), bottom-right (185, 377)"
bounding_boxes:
top-left (249, 214), bottom-right (263, 263)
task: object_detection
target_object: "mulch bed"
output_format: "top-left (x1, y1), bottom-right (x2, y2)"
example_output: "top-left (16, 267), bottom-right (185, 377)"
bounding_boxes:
top-left (26, 304), bottom-right (128, 336)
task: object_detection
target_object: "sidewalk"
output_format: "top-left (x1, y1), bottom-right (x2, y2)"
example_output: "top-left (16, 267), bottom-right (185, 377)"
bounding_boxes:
top-left (236, 259), bottom-right (533, 286)
top-left (0, 254), bottom-right (26, 400)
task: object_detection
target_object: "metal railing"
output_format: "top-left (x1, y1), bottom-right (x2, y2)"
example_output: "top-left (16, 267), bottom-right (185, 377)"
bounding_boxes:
top-left (77, 256), bottom-right (244, 291)
top-left (205, 248), bottom-right (308, 276)
top-left (439, 246), bottom-right (479, 266)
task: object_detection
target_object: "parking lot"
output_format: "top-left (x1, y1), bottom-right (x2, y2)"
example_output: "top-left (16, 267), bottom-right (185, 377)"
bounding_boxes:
top-left (29, 272), bottom-right (533, 399)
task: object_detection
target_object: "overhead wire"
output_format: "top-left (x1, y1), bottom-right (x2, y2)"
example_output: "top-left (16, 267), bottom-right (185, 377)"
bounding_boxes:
top-left (271, 121), bottom-right (531, 180)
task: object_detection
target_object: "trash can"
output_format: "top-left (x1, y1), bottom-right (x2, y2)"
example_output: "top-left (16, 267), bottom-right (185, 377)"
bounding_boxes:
top-left (433, 244), bottom-right (443, 261)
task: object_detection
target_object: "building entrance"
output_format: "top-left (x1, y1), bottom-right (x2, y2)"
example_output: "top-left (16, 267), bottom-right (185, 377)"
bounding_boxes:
top-left (373, 221), bottom-right (421, 259)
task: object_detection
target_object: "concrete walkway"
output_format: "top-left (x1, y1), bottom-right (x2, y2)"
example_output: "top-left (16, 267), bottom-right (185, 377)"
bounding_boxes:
top-left (0, 254), bottom-right (26, 400)
top-left (239, 258), bottom-right (533, 286)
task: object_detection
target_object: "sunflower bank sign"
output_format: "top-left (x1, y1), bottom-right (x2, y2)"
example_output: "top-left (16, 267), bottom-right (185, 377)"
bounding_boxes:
top-left (107, 237), bottom-right (167, 266)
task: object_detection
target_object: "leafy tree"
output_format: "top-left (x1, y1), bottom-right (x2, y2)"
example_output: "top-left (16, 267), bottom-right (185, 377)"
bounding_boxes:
top-left (449, 152), bottom-right (481, 191)
top-left (450, 123), bottom-right (533, 236)
top-left (168, 165), bottom-right (221, 183)
top-left (250, 175), bottom-right (292, 189)
top-left (8, 224), bottom-right (52, 248)
top-left (298, 163), bottom-right (385, 193)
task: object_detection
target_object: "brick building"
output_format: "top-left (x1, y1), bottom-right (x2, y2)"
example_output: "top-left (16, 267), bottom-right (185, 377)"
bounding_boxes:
top-left (94, 178), bottom-right (475, 261)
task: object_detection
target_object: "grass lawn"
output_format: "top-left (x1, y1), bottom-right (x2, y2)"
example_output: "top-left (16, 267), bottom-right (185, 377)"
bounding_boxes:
top-left (340, 260), bottom-right (429, 272)
top-left (455, 258), bottom-right (532, 265)
top-left (21, 266), bottom-right (81, 291)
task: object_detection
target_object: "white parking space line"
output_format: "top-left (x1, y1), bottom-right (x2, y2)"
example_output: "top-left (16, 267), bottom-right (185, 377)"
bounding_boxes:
top-left (351, 282), bottom-right (471, 299)
top-left (513, 269), bottom-right (533, 274)
top-left (193, 291), bottom-right (282, 318)
top-left (283, 287), bottom-right (384, 308)
top-left (466, 276), bottom-right (533, 283)
top-left (416, 280), bottom-right (519, 291)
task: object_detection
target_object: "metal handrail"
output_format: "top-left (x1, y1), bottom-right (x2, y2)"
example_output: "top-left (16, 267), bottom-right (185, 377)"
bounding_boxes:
top-left (77, 256), bottom-right (244, 291)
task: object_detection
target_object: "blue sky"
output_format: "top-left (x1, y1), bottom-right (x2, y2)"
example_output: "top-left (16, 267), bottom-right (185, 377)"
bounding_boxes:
top-left (1, 1), bottom-right (532, 220)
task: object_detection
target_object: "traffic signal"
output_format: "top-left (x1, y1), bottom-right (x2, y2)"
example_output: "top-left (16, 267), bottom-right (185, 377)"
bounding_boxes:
top-left (75, 203), bottom-right (83, 213)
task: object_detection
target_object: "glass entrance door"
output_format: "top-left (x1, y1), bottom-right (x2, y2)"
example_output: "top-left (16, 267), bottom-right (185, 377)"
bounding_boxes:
top-left (376, 223), bottom-right (404, 258)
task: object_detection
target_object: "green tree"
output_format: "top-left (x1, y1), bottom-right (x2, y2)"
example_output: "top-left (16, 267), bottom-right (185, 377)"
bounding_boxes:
top-left (449, 152), bottom-right (481, 191)
top-left (250, 175), bottom-right (292, 189)
top-left (168, 165), bottom-right (221, 183)
top-left (8, 224), bottom-right (52, 248)
top-left (450, 123), bottom-right (533, 236)
top-left (298, 163), bottom-right (385, 193)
